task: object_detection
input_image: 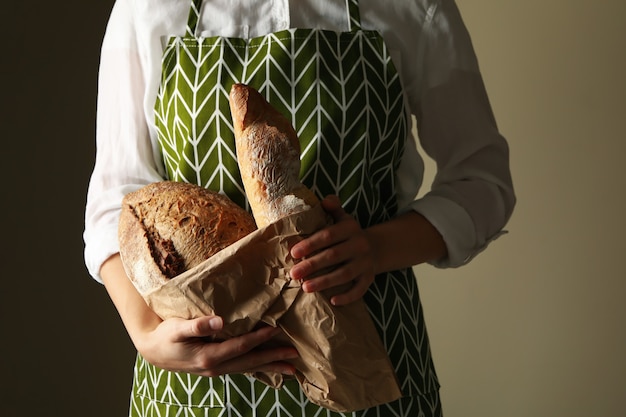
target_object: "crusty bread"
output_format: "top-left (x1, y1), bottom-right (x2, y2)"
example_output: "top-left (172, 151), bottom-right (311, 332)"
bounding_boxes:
top-left (229, 83), bottom-right (319, 228)
top-left (119, 85), bottom-right (319, 294)
top-left (118, 181), bottom-right (256, 295)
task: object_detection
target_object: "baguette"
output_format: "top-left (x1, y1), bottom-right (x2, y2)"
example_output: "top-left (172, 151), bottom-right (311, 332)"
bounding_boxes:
top-left (229, 83), bottom-right (319, 228)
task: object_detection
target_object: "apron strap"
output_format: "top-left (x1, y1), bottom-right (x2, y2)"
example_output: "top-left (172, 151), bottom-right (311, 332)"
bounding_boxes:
top-left (346, 0), bottom-right (362, 31)
top-left (185, 0), bottom-right (203, 37)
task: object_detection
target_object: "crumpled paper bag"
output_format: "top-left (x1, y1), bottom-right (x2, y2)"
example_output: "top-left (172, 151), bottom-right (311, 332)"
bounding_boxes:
top-left (136, 203), bottom-right (402, 412)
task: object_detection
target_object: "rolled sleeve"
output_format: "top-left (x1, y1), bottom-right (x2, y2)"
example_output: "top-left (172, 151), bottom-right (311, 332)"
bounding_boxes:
top-left (83, 0), bottom-right (166, 282)
top-left (85, 183), bottom-right (153, 283)
top-left (409, 195), bottom-right (476, 268)
top-left (400, 0), bottom-right (516, 267)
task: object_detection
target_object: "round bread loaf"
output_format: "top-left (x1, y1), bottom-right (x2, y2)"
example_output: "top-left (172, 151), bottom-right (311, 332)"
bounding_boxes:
top-left (118, 181), bottom-right (256, 295)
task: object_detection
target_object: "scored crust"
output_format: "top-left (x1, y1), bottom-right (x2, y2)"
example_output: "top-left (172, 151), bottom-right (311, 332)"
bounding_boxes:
top-left (229, 83), bottom-right (319, 228)
top-left (118, 181), bottom-right (256, 295)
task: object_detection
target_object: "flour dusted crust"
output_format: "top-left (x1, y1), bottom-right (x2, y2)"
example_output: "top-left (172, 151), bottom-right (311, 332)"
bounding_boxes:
top-left (229, 83), bottom-right (319, 228)
top-left (118, 181), bottom-right (256, 295)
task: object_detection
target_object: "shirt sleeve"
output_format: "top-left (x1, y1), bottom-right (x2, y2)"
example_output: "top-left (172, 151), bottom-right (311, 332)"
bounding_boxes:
top-left (83, 0), bottom-right (166, 283)
top-left (403, 0), bottom-right (516, 267)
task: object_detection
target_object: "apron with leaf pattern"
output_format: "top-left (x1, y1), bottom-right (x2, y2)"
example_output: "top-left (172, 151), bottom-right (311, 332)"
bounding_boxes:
top-left (130, 1), bottom-right (441, 415)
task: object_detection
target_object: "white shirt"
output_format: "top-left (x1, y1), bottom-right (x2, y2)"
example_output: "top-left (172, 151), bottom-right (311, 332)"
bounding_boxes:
top-left (84, 0), bottom-right (516, 282)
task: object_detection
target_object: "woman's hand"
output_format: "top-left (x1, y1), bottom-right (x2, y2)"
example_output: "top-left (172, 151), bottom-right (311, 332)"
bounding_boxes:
top-left (136, 316), bottom-right (299, 377)
top-left (288, 195), bottom-right (448, 306)
top-left (289, 195), bottom-right (376, 306)
top-left (100, 254), bottom-right (298, 378)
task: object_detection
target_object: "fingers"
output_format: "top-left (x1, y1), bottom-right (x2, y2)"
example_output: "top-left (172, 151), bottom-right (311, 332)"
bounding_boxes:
top-left (195, 326), bottom-right (299, 377)
top-left (290, 211), bottom-right (359, 263)
top-left (289, 195), bottom-right (376, 304)
top-left (328, 274), bottom-right (372, 306)
top-left (154, 317), bottom-right (298, 377)
top-left (291, 225), bottom-right (368, 279)
top-left (173, 315), bottom-right (224, 341)
top-left (299, 261), bottom-right (374, 305)
top-left (291, 195), bottom-right (348, 259)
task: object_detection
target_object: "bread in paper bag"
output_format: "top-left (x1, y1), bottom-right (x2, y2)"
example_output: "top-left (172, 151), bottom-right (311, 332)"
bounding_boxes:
top-left (116, 83), bottom-right (403, 412)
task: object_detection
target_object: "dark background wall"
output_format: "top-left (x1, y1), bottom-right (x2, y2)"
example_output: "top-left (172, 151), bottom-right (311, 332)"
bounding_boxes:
top-left (2, 1), bottom-right (137, 415)
top-left (3, 2), bottom-right (625, 417)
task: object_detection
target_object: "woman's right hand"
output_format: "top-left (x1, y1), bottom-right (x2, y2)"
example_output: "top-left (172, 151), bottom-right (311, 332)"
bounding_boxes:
top-left (100, 254), bottom-right (298, 377)
top-left (137, 315), bottom-right (299, 377)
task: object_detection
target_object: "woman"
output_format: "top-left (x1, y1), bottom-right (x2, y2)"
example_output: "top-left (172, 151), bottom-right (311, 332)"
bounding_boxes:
top-left (84, 0), bottom-right (515, 415)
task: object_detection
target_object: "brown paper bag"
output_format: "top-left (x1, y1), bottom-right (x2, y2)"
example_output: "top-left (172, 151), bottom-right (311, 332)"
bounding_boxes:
top-left (138, 204), bottom-right (402, 412)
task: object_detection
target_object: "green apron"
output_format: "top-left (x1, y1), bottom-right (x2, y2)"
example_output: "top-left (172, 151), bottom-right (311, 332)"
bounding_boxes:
top-left (131, 1), bottom-right (442, 415)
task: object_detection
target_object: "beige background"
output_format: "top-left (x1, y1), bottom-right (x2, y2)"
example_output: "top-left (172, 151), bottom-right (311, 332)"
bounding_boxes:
top-left (1, 0), bottom-right (624, 416)
top-left (414, 1), bottom-right (626, 416)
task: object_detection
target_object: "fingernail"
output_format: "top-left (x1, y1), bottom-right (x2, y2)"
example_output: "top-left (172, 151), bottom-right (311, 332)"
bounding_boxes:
top-left (302, 281), bottom-right (314, 292)
top-left (290, 266), bottom-right (300, 280)
top-left (290, 247), bottom-right (302, 259)
top-left (208, 317), bottom-right (223, 330)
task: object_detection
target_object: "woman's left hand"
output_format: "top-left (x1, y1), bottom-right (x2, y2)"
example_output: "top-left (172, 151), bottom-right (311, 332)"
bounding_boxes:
top-left (289, 195), bottom-right (376, 306)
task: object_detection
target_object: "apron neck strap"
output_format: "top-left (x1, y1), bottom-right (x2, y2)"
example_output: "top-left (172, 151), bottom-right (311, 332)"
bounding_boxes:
top-left (185, 0), bottom-right (363, 36)
top-left (185, 0), bottom-right (203, 37)
top-left (346, 0), bottom-right (362, 31)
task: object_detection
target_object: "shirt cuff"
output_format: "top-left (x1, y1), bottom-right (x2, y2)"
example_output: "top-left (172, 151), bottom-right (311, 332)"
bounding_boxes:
top-left (84, 225), bottom-right (121, 284)
top-left (406, 195), bottom-right (477, 268)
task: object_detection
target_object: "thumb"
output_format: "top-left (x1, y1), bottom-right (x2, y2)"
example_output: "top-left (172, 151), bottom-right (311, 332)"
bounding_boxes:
top-left (322, 194), bottom-right (343, 214)
top-left (181, 316), bottom-right (224, 339)
top-left (321, 194), bottom-right (342, 211)
top-left (321, 195), bottom-right (348, 221)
